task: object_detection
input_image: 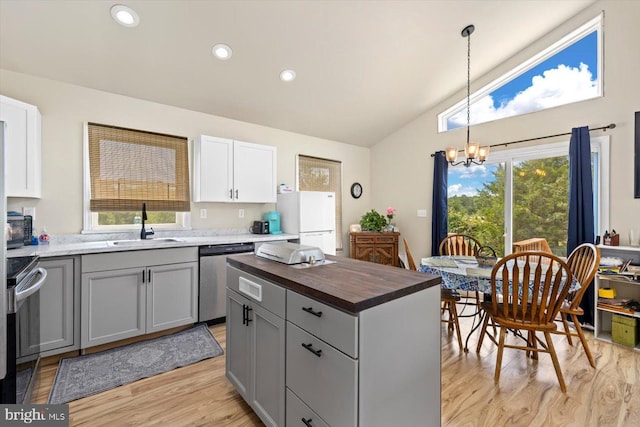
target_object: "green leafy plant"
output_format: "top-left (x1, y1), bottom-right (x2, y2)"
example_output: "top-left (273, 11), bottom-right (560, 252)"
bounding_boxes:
top-left (359, 209), bottom-right (387, 232)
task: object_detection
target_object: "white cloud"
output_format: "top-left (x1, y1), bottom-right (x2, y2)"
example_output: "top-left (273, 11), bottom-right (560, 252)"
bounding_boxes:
top-left (449, 63), bottom-right (598, 128)
top-left (457, 164), bottom-right (490, 179)
top-left (448, 183), bottom-right (479, 197)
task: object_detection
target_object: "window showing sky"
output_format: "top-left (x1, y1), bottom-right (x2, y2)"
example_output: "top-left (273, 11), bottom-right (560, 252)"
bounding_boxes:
top-left (447, 31), bottom-right (598, 130)
top-left (448, 164), bottom-right (498, 197)
top-left (448, 30), bottom-right (598, 197)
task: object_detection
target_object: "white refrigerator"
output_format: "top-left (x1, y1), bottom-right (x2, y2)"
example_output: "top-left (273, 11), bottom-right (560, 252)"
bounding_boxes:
top-left (277, 191), bottom-right (336, 255)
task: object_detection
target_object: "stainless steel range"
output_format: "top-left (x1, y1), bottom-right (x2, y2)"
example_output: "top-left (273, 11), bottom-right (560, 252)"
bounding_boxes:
top-left (1, 255), bottom-right (48, 404)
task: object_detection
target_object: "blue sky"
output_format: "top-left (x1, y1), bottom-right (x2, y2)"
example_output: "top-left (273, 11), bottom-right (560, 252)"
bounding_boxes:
top-left (489, 32), bottom-right (597, 110)
top-left (448, 31), bottom-right (598, 197)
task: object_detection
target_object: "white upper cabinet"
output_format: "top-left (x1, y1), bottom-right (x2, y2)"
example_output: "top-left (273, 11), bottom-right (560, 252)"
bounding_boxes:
top-left (193, 135), bottom-right (276, 203)
top-left (0, 95), bottom-right (42, 198)
top-left (193, 136), bottom-right (234, 202)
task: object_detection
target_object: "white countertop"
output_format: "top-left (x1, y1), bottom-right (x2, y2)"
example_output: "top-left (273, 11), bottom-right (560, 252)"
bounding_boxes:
top-left (6, 233), bottom-right (298, 258)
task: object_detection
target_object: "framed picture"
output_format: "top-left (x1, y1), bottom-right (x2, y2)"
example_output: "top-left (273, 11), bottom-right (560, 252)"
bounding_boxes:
top-left (636, 111), bottom-right (640, 198)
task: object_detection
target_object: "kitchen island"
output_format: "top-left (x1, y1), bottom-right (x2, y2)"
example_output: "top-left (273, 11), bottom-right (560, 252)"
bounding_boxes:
top-left (226, 253), bottom-right (442, 427)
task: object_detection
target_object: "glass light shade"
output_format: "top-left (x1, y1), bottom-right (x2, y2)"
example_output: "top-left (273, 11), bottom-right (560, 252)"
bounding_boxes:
top-left (445, 147), bottom-right (459, 163)
top-left (477, 146), bottom-right (490, 161)
top-left (465, 141), bottom-right (480, 159)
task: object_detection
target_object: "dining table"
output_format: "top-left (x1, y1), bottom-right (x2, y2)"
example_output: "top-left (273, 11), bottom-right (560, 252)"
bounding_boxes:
top-left (418, 255), bottom-right (582, 352)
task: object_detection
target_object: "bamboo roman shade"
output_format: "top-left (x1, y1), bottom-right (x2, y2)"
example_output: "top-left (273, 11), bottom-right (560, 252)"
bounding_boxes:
top-left (88, 123), bottom-right (190, 212)
top-left (298, 155), bottom-right (343, 250)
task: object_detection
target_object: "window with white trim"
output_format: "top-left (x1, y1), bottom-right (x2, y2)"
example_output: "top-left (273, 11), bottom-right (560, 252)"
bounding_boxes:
top-left (439, 14), bottom-right (602, 132)
top-left (447, 136), bottom-right (609, 257)
top-left (83, 123), bottom-right (191, 232)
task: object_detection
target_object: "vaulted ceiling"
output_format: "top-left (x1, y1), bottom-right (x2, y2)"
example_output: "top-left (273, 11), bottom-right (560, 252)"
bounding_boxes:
top-left (0, 0), bottom-right (595, 146)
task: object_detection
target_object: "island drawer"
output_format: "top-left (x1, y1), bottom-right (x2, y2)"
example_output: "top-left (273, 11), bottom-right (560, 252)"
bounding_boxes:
top-left (227, 266), bottom-right (285, 317)
top-left (287, 290), bottom-right (358, 358)
top-left (286, 388), bottom-right (330, 427)
top-left (286, 322), bottom-right (357, 427)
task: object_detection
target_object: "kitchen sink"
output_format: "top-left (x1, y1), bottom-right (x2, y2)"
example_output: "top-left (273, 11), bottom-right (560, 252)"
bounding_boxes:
top-left (107, 238), bottom-right (184, 247)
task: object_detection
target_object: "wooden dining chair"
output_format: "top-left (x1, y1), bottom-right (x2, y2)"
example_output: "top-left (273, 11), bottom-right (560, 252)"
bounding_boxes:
top-left (404, 238), bottom-right (463, 349)
top-left (439, 234), bottom-right (484, 308)
top-left (475, 251), bottom-right (574, 392)
top-left (439, 234), bottom-right (483, 257)
top-left (512, 237), bottom-right (553, 264)
top-left (554, 243), bottom-right (600, 368)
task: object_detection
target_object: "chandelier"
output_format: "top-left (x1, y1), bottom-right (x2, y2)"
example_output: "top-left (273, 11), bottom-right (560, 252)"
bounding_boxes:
top-left (446, 24), bottom-right (489, 167)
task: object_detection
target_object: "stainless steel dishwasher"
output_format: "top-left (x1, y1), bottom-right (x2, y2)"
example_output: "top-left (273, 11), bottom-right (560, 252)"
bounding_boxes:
top-left (199, 243), bottom-right (255, 324)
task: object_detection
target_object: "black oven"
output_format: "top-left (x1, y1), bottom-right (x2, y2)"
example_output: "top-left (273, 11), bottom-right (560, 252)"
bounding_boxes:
top-left (1, 255), bottom-right (47, 404)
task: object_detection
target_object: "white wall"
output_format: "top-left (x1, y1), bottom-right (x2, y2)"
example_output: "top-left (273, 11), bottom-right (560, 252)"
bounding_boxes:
top-left (371, 0), bottom-right (640, 260)
top-left (0, 70), bottom-right (370, 248)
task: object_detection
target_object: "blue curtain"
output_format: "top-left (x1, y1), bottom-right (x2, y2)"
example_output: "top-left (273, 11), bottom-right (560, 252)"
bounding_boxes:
top-left (431, 151), bottom-right (448, 255)
top-left (568, 126), bottom-right (595, 324)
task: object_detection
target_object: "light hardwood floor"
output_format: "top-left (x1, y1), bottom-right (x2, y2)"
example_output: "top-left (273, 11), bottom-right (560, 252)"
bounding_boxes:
top-left (32, 314), bottom-right (640, 426)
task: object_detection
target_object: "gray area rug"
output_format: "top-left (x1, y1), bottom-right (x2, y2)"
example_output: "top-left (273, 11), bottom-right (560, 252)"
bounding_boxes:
top-left (48, 324), bottom-right (223, 404)
top-left (16, 367), bottom-right (32, 404)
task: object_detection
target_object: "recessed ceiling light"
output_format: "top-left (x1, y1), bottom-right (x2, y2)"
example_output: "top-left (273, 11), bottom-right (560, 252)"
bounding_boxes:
top-left (212, 44), bottom-right (233, 60)
top-left (279, 69), bottom-right (296, 82)
top-left (110, 5), bottom-right (140, 28)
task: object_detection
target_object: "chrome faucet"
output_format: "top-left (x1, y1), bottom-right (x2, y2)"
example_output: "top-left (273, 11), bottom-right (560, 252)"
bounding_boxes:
top-left (140, 202), bottom-right (155, 240)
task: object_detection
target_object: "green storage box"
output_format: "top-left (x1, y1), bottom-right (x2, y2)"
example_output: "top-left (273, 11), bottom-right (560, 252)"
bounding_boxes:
top-left (612, 314), bottom-right (638, 347)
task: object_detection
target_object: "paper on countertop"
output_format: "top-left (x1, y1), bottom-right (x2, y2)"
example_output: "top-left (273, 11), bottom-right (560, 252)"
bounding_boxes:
top-left (421, 258), bottom-right (458, 268)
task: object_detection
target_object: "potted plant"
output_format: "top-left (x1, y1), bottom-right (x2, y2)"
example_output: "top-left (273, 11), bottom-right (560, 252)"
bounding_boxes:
top-left (359, 209), bottom-right (387, 232)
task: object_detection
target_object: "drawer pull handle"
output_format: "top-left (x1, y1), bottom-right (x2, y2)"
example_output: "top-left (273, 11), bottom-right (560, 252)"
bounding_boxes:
top-left (301, 343), bottom-right (322, 357)
top-left (302, 306), bottom-right (323, 317)
top-left (301, 418), bottom-right (314, 427)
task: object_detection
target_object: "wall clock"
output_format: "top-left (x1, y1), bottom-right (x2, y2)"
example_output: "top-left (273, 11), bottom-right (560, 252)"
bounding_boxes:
top-left (350, 182), bottom-right (363, 199)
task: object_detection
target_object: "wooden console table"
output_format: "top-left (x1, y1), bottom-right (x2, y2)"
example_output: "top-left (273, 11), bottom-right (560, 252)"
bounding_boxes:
top-left (349, 232), bottom-right (400, 267)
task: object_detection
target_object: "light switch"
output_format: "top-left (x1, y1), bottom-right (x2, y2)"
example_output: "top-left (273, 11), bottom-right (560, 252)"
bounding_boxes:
top-left (239, 209), bottom-right (245, 218)
top-left (417, 209), bottom-right (427, 218)
top-left (200, 209), bottom-right (207, 219)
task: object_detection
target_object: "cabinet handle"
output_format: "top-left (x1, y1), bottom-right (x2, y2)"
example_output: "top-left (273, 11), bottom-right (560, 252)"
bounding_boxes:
top-left (235, 189), bottom-right (239, 199)
top-left (242, 305), bottom-right (247, 325)
top-left (229, 189), bottom-right (233, 199)
top-left (301, 418), bottom-right (314, 427)
top-left (148, 269), bottom-right (151, 283)
top-left (142, 270), bottom-right (145, 283)
top-left (302, 306), bottom-right (323, 317)
top-left (301, 343), bottom-right (322, 357)
top-left (246, 306), bottom-right (253, 324)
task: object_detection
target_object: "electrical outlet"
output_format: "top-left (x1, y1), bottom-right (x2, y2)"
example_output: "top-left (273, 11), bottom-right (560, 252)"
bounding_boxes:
top-left (239, 209), bottom-right (245, 218)
top-left (23, 207), bottom-right (36, 220)
top-left (417, 209), bottom-right (427, 218)
top-left (200, 209), bottom-right (207, 219)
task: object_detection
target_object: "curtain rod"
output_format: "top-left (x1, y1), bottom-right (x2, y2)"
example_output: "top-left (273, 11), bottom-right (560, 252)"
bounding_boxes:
top-left (430, 123), bottom-right (616, 157)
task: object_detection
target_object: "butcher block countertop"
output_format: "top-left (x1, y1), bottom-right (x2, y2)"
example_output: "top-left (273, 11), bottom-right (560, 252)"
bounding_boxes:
top-left (227, 253), bottom-right (441, 314)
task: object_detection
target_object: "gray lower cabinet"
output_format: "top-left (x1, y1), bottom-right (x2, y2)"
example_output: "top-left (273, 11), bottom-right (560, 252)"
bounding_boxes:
top-left (81, 248), bottom-right (198, 348)
top-left (226, 267), bottom-right (285, 427)
top-left (226, 264), bottom-right (441, 427)
top-left (17, 256), bottom-right (80, 360)
top-left (286, 291), bottom-right (358, 427)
